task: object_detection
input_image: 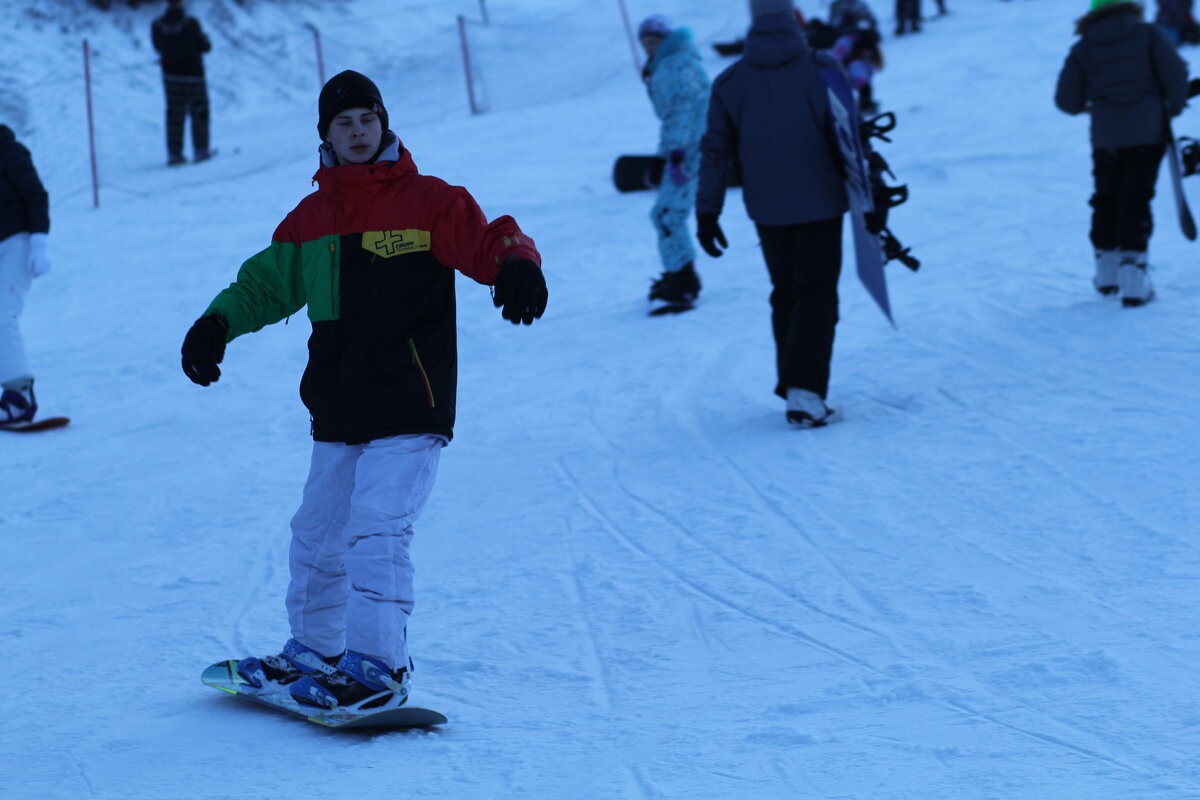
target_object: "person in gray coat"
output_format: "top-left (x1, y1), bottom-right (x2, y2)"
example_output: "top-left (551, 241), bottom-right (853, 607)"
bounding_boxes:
top-left (1055, 0), bottom-right (1187, 307)
top-left (696, 0), bottom-right (849, 428)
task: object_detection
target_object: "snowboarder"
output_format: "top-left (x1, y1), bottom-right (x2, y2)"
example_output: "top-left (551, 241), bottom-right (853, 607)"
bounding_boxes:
top-left (828, 0), bottom-right (880, 35)
top-left (1055, 0), bottom-right (1188, 306)
top-left (696, 0), bottom-right (850, 427)
top-left (895, 0), bottom-right (922, 34)
top-left (180, 70), bottom-right (548, 714)
top-left (638, 14), bottom-right (711, 314)
top-left (830, 28), bottom-right (885, 113)
top-left (0, 125), bottom-right (51, 430)
top-left (151, 0), bottom-right (212, 166)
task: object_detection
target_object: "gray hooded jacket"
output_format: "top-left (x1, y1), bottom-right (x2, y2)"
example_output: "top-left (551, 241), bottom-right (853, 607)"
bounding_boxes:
top-left (697, 13), bottom-right (848, 226)
top-left (1055, 2), bottom-right (1188, 149)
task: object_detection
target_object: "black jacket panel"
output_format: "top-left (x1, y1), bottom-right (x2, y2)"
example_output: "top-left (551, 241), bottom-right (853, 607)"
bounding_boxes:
top-left (0, 125), bottom-right (50, 242)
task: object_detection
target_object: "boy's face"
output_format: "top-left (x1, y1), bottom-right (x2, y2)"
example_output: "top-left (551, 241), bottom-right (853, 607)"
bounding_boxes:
top-left (325, 107), bottom-right (383, 164)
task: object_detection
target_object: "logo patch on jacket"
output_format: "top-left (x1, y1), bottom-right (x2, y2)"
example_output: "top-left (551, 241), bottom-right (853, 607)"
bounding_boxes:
top-left (361, 230), bottom-right (432, 258)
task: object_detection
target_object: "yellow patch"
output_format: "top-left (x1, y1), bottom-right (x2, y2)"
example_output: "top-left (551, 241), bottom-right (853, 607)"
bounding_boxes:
top-left (361, 230), bottom-right (432, 258)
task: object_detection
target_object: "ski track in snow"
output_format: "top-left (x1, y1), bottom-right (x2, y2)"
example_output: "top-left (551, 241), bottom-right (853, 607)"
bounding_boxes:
top-left (4, 0), bottom-right (1200, 798)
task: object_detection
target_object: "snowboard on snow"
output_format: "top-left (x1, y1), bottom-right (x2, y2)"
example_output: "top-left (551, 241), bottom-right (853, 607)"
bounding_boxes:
top-left (201, 659), bottom-right (447, 730)
top-left (1166, 121), bottom-right (1197, 241)
top-left (0, 416), bottom-right (69, 433)
top-left (821, 64), bottom-right (896, 326)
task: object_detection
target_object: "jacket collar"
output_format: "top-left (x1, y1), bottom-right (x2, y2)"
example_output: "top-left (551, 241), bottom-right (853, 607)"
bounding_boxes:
top-left (314, 133), bottom-right (416, 194)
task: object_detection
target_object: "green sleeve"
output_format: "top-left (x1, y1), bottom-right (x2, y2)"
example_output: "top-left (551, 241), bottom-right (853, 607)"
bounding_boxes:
top-left (204, 240), bottom-right (307, 341)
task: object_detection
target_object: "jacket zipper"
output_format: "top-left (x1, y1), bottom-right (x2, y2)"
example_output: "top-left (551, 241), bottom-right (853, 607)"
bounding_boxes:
top-left (409, 338), bottom-right (435, 408)
top-left (329, 239), bottom-right (337, 313)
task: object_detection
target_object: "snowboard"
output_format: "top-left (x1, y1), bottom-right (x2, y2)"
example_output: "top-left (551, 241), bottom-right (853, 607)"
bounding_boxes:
top-left (0, 416), bottom-right (69, 433)
top-left (613, 155), bottom-right (666, 192)
top-left (613, 155), bottom-right (743, 193)
top-left (1166, 121), bottom-right (1197, 241)
top-left (201, 659), bottom-right (447, 730)
top-left (821, 65), bottom-right (895, 326)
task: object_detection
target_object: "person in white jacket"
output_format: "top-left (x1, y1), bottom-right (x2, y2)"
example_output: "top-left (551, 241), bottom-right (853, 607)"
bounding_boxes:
top-left (0, 124), bottom-right (51, 428)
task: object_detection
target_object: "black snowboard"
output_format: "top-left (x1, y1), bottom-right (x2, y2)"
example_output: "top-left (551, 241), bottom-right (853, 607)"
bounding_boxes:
top-left (613, 155), bottom-right (742, 193)
top-left (613, 156), bottom-right (665, 192)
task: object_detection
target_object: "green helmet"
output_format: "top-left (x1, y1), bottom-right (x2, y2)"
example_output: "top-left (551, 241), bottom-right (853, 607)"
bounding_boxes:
top-left (1090, 0), bottom-right (1126, 9)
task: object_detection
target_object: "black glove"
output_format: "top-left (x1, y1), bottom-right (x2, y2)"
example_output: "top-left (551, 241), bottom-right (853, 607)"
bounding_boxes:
top-left (493, 258), bottom-right (548, 325)
top-left (181, 313), bottom-right (229, 386)
top-left (696, 213), bottom-right (728, 258)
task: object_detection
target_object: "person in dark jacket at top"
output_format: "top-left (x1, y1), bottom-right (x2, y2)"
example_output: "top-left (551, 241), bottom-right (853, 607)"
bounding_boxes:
top-left (1055, 0), bottom-right (1187, 307)
top-left (696, 0), bottom-right (850, 428)
top-left (0, 125), bottom-right (52, 429)
top-left (151, 0), bottom-right (212, 166)
top-left (180, 70), bottom-right (547, 715)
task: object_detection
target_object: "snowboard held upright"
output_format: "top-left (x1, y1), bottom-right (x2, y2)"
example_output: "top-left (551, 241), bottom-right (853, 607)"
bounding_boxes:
top-left (201, 659), bottom-right (447, 730)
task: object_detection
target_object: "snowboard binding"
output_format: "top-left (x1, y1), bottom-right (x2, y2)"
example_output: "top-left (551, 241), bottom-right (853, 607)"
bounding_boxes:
top-left (858, 113), bottom-right (919, 271)
top-left (1180, 136), bottom-right (1200, 177)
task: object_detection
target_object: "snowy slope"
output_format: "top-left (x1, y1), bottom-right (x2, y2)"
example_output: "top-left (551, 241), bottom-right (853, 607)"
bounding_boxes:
top-left (3, 0), bottom-right (1200, 797)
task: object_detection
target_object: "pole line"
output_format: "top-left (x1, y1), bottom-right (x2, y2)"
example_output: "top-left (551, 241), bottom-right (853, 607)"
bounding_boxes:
top-left (82, 40), bottom-right (100, 208)
top-left (457, 15), bottom-right (480, 114)
top-left (306, 23), bottom-right (325, 85)
top-left (479, 0), bottom-right (489, 25)
top-left (616, 0), bottom-right (642, 76)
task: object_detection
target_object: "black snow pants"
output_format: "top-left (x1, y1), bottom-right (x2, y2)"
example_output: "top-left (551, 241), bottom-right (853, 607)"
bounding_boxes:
top-left (163, 75), bottom-right (210, 158)
top-left (757, 216), bottom-right (844, 401)
top-left (895, 0), bottom-right (922, 33)
top-left (1090, 143), bottom-right (1165, 254)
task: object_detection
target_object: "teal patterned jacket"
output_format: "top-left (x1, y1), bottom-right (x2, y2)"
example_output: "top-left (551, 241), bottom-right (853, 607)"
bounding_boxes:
top-left (645, 28), bottom-right (711, 157)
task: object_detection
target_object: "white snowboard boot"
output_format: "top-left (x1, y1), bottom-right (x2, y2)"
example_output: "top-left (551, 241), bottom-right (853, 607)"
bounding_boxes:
top-left (785, 388), bottom-right (842, 428)
top-left (1093, 249), bottom-right (1120, 296)
top-left (1117, 251), bottom-right (1154, 308)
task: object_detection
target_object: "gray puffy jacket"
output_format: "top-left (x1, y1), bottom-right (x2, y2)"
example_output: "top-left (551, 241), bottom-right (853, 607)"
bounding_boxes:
top-left (1055, 2), bottom-right (1188, 149)
top-left (697, 13), bottom-right (848, 226)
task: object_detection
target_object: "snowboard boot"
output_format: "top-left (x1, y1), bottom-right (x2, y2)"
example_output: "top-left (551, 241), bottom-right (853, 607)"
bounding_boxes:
top-left (290, 650), bottom-right (411, 713)
top-left (235, 638), bottom-right (341, 694)
top-left (648, 262), bottom-right (701, 315)
top-left (0, 378), bottom-right (37, 429)
top-left (786, 388), bottom-right (842, 428)
top-left (1093, 249), bottom-right (1119, 296)
top-left (1117, 251), bottom-right (1154, 308)
top-left (167, 153), bottom-right (187, 167)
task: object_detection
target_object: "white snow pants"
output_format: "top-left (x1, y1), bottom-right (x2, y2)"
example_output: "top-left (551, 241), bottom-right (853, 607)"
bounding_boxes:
top-left (286, 433), bottom-right (443, 672)
top-left (0, 233), bottom-right (33, 386)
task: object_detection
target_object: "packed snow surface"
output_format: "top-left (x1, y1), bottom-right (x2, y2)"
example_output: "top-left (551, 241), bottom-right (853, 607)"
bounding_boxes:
top-left (3, 0), bottom-right (1200, 797)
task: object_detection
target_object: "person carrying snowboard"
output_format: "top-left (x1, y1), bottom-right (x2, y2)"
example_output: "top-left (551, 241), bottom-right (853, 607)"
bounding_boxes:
top-left (1055, 0), bottom-right (1187, 306)
top-left (696, 0), bottom-right (850, 427)
top-left (0, 125), bottom-right (52, 429)
top-left (180, 70), bottom-right (548, 714)
top-left (638, 14), bottom-right (711, 314)
top-left (151, 0), bottom-right (213, 166)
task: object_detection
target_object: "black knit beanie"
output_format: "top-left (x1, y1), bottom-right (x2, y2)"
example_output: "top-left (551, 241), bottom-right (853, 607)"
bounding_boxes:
top-left (317, 70), bottom-right (388, 140)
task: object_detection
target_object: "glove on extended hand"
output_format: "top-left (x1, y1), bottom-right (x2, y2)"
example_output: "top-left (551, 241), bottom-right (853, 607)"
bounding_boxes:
top-left (666, 149), bottom-right (689, 187)
top-left (181, 314), bottom-right (229, 386)
top-left (696, 213), bottom-right (728, 258)
top-left (492, 258), bottom-right (548, 325)
top-left (27, 233), bottom-right (51, 278)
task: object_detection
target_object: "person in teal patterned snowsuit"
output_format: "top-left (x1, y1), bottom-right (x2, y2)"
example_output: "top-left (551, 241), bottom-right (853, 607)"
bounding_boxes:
top-left (640, 15), bottom-right (711, 312)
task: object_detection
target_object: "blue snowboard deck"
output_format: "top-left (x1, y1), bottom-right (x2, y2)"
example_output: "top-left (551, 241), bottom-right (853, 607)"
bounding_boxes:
top-left (202, 660), bottom-right (447, 730)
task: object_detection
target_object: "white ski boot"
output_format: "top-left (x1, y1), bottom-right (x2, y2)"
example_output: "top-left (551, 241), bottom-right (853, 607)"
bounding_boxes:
top-left (1117, 251), bottom-right (1154, 308)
